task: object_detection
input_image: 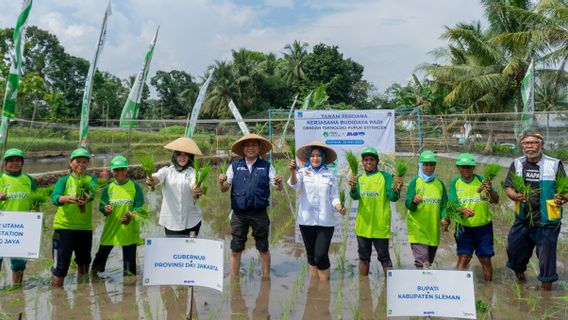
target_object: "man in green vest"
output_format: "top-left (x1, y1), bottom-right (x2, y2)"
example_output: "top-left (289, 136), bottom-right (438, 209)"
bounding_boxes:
top-left (504, 130), bottom-right (567, 290)
top-left (448, 153), bottom-right (499, 281)
top-left (0, 148), bottom-right (37, 285)
top-left (348, 147), bottom-right (402, 276)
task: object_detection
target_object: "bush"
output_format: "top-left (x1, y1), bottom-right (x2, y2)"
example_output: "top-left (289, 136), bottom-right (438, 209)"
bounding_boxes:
top-left (548, 148), bottom-right (568, 161)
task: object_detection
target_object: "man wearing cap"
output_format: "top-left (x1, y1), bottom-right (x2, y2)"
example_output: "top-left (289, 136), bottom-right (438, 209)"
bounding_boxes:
top-left (448, 153), bottom-right (499, 281)
top-left (92, 156), bottom-right (145, 277)
top-left (504, 130), bottom-right (567, 290)
top-left (218, 133), bottom-right (283, 278)
top-left (348, 147), bottom-right (403, 276)
top-left (0, 148), bottom-right (37, 285)
top-left (50, 147), bottom-right (98, 286)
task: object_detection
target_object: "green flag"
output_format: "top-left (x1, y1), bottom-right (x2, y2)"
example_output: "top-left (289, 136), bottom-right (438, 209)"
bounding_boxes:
top-left (119, 26), bottom-right (159, 128)
top-left (79, 1), bottom-right (112, 147)
top-left (0, 0), bottom-right (32, 146)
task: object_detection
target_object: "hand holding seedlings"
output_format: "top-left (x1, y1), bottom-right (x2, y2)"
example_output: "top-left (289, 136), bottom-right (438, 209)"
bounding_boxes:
top-left (412, 195), bottom-right (423, 204)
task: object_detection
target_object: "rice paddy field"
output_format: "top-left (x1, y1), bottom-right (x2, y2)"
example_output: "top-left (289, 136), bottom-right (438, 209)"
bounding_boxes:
top-left (0, 156), bottom-right (566, 319)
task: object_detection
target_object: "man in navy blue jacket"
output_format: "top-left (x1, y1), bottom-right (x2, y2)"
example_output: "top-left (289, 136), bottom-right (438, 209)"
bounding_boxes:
top-left (219, 133), bottom-right (283, 279)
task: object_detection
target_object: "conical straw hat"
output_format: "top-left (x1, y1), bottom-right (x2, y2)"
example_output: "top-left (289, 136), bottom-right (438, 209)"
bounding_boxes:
top-left (296, 140), bottom-right (337, 164)
top-left (164, 137), bottom-right (203, 155)
top-left (231, 133), bottom-right (273, 157)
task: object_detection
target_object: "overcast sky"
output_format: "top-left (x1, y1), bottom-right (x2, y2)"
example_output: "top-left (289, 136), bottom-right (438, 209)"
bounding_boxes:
top-left (1, 0), bottom-right (485, 92)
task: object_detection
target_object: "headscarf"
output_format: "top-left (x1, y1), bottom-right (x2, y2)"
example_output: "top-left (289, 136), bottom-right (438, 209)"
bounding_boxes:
top-left (304, 147), bottom-right (327, 172)
top-left (171, 151), bottom-right (194, 172)
top-left (418, 162), bottom-right (436, 182)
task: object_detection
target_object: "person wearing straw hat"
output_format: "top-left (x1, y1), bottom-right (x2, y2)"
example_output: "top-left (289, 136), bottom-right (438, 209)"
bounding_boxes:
top-left (146, 137), bottom-right (204, 237)
top-left (288, 140), bottom-right (346, 281)
top-left (504, 130), bottom-right (567, 290)
top-left (92, 156), bottom-right (145, 277)
top-left (404, 150), bottom-right (447, 269)
top-left (348, 147), bottom-right (403, 277)
top-left (0, 148), bottom-right (37, 286)
top-left (448, 153), bottom-right (499, 282)
top-left (218, 133), bottom-right (283, 278)
top-left (50, 147), bottom-right (98, 286)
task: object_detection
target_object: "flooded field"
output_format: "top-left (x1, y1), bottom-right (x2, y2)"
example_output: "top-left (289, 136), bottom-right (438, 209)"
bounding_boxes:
top-left (0, 157), bottom-right (566, 319)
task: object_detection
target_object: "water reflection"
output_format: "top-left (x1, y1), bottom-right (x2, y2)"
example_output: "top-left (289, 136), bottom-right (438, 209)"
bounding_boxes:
top-left (51, 284), bottom-right (93, 319)
top-left (159, 285), bottom-right (198, 319)
top-left (92, 281), bottom-right (140, 319)
top-left (303, 278), bottom-right (330, 319)
top-left (230, 278), bottom-right (271, 319)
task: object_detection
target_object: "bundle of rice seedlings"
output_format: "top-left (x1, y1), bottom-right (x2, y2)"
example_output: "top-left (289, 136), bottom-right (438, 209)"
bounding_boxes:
top-left (555, 176), bottom-right (568, 199)
top-left (392, 160), bottom-right (408, 190)
top-left (338, 177), bottom-right (346, 208)
top-left (345, 150), bottom-right (359, 176)
top-left (139, 155), bottom-right (155, 191)
top-left (510, 174), bottom-right (533, 199)
top-left (76, 175), bottom-right (95, 213)
top-left (28, 189), bottom-right (49, 212)
top-left (443, 201), bottom-right (466, 234)
top-left (219, 160), bottom-right (229, 174)
top-left (477, 164), bottom-right (501, 200)
top-left (288, 139), bottom-right (296, 160)
top-left (195, 160), bottom-right (211, 201)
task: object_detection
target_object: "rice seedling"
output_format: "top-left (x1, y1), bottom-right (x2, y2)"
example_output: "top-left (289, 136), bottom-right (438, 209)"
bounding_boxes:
top-left (76, 175), bottom-right (95, 213)
top-left (338, 177), bottom-right (346, 208)
top-left (391, 160), bottom-right (408, 190)
top-left (280, 262), bottom-right (307, 319)
top-left (218, 160), bottom-right (229, 175)
top-left (288, 139), bottom-right (296, 160)
top-left (28, 189), bottom-right (49, 212)
top-left (478, 164), bottom-right (501, 200)
top-left (195, 160), bottom-right (211, 188)
top-left (139, 155), bottom-right (155, 191)
top-left (443, 201), bottom-right (466, 234)
top-left (555, 176), bottom-right (568, 198)
top-left (345, 150), bottom-right (359, 176)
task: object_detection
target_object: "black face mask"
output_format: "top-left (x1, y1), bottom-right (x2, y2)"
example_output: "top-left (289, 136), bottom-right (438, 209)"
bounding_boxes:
top-left (171, 152), bottom-right (194, 172)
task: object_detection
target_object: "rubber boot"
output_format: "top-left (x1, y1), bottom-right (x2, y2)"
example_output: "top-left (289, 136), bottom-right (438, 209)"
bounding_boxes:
top-left (359, 261), bottom-right (369, 276)
top-left (12, 271), bottom-right (23, 287)
top-left (51, 275), bottom-right (64, 287)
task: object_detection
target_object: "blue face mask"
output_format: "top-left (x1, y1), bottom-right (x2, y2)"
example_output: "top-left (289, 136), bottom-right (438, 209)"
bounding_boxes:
top-left (305, 147), bottom-right (327, 172)
top-left (418, 162), bottom-right (436, 182)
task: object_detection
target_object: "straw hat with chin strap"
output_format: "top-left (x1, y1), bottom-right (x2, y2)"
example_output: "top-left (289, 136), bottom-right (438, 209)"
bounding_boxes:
top-left (296, 140), bottom-right (337, 164)
top-left (164, 137), bottom-right (203, 155)
top-left (231, 133), bottom-right (273, 157)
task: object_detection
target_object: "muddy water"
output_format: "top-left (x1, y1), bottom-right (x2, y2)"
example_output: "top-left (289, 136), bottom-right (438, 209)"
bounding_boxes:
top-left (0, 158), bottom-right (567, 319)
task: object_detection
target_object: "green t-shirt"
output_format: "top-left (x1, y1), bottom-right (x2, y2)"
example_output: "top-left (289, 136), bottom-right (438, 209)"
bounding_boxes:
top-left (51, 174), bottom-right (98, 230)
top-left (350, 171), bottom-right (400, 239)
top-left (98, 179), bottom-right (145, 246)
top-left (0, 173), bottom-right (37, 212)
top-left (448, 174), bottom-right (492, 227)
top-left (405, 176), bottom-right (447, 246)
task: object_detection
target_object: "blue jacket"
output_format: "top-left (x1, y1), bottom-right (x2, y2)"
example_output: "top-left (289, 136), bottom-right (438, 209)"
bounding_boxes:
top-left (231, 158), bottom-right (271, 213)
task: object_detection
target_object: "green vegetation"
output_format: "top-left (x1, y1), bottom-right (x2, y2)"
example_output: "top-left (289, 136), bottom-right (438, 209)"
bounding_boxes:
top-left (345, 150), bottom-right (359, 176)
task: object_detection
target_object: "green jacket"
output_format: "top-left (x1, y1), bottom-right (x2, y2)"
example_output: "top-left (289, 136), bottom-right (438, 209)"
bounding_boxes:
top-left (99, 179), bottom-right (145, 246)
top-left (350, 171), bottom-right (400, 238)
top-left (405, 176), bottom-right (447, 246)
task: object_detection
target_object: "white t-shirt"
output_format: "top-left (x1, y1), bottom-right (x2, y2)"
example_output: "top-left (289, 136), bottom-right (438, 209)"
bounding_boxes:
top-left (287, 167), bottom-right (340, 227)
top-left (153, 165), bottom-right (202, 231)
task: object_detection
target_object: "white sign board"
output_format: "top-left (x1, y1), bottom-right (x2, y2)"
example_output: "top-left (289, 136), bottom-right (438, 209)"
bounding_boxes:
top-left (0, 211), bottom-right (43, 259)
top-left (294, 109), bottom-right (396, 242)
top-left (387, 269), bottom-right (476, 319)
top-left (143, 238), bottom-right (224, 292)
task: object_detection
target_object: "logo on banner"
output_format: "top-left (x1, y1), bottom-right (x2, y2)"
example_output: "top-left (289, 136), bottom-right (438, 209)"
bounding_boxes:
top-left (297, 111), bottom-right (303, 118)
top-left (346, 132), bottom-right (365, 136)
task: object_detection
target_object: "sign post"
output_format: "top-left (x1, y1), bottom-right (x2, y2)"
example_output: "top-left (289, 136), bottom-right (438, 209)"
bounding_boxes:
top-left (0, 211), bottom-right (42, 259)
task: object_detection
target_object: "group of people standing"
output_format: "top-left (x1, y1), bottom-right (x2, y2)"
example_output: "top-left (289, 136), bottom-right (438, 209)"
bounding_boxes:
top-left (0, 130), bottom-right (565, 292)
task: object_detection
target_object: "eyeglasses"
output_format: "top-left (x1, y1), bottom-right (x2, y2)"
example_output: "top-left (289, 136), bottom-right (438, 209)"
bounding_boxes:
top-left (521, 141), bottom-right (541, 146)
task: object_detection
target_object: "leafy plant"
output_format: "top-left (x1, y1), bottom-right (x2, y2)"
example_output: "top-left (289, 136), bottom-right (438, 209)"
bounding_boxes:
top-left (477, 164), bottom-right (501, 200)
top-left (510, 174), bottom-right (533, 199)
top-left (219, 160), bottom-right (229, 174)
top-left (443, 201), bottom-right (466, 234)
top-left (76, 175), bottom-right (95, 213)
top-left (339, 177), bottom-right (346, 208)
top-left (345, 150), bottom-right (359, 176)
top-left (195, 160), bottom-right (211, 201)
top-left (28, 189), bottom-right (49, 212)
top-left (122, 207), bottom-right (151, 227)
top-left (139, 155), bottom-right (155, 191)
top-left (288, 139), bottom-right (296, 160)
top-left (555, 176), bottom-right (568, 197)
top-left (392, 160), bottom-right (408, 190)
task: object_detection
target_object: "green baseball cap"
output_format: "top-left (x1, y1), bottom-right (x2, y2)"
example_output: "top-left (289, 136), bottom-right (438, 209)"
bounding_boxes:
top-left (419, 150), bottom-right (437, 163)
top-left (70, 148), bottom-right (92, 160)
top-left (361, 147), bottom-right (379, 158)
top-left (3, 148), bottom-right (24, 160)
top-left (456, 153), bottom-right (476, 166)
top-left (110, 155), bottom-right (129, 170)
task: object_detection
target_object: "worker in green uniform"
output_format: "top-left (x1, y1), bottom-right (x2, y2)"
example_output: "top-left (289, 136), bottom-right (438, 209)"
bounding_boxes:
top-left (0, 148), bottom-right (37, 285)
top-left (92, 156), bottom-right (145, 277)
top-left (405, 150), bottom-right (447, 269)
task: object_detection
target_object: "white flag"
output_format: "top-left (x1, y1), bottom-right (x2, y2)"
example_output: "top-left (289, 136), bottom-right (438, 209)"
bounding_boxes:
top-left (228, 100), bottom-right (249, 135)
top-left (79, 1), bottom-right (112, 147)
top-left (185, 73), bottom-right (213, 137)
top-left (520, 59), bottom-right (535, 132)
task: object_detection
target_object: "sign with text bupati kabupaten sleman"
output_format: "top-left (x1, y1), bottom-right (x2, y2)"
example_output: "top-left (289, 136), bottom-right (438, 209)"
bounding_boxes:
top-left (143, 238), bottom-right (224, 292)
top-left (0, 211), bottom-right (43, 259)
top-left (387, 269), bottom-right (476, 319)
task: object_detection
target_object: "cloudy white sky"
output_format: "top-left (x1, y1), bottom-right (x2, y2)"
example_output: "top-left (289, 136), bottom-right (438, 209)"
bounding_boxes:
top-left (1, 0), bottom-right (485, 92)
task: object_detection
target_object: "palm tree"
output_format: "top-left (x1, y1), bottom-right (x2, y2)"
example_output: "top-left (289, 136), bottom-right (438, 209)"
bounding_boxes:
top-left (203, 60), bottom-right (238, 118)
top-left (282, 40), bottom-right (309, 88)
